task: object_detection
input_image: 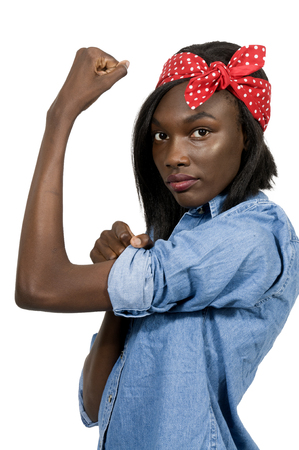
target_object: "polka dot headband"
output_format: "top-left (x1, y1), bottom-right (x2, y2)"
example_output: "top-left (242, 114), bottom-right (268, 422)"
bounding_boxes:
top-left (156, 45), bottom-right (271, 131)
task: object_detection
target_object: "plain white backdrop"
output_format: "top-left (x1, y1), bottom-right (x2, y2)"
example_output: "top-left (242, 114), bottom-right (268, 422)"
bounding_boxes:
top-left (2, 1), bottom-right (298, 448)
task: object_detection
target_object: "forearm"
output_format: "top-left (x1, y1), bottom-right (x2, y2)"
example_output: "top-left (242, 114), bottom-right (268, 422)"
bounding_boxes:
top-left (83, 312), bottom-right (130, 422)
top-left (16, 108), bottom-right (74, 307)
top-left (15, 107), bottom-right (113, 312)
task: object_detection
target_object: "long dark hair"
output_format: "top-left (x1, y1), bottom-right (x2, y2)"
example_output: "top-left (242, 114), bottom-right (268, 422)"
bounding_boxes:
top-left (132, 41), bottom-right (277, 241)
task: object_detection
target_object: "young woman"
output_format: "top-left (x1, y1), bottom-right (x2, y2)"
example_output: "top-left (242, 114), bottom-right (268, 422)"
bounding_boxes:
top-left (16, 42), bottom-right (299, 449)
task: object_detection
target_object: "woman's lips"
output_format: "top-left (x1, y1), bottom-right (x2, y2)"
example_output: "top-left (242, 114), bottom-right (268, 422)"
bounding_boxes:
top-left (166, 174), bottom-right (198, 192)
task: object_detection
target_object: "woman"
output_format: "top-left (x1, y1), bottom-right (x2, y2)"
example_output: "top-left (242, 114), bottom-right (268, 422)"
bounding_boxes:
top-left (16, 42), bottom-right (299, 449)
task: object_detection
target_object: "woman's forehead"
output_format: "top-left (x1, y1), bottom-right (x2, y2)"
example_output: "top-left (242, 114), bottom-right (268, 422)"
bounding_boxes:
top-left (153, 83), bottom-right (239, 124)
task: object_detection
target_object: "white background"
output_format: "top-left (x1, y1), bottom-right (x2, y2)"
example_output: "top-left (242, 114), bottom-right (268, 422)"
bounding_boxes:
top-left (1, 1), bottom-right (298, 449)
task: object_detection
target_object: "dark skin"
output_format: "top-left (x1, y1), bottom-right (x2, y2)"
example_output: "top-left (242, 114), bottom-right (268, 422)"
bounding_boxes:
top-left (15, 48), bottom-right (151, 313)
top-left (15, 47), bottom-right (152, 422)
top-left (151, 83), bottom-right (245, 209)
top-left (15, 47), bottom-right (245, 423)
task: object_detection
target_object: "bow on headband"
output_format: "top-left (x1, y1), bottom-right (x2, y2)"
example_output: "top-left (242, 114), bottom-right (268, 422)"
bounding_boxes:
top-left (156, 45), bottom-right (271, 131)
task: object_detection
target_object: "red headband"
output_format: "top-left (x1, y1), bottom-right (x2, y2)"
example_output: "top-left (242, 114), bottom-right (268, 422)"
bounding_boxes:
top-left (156, 45), bottom-right (271, 131)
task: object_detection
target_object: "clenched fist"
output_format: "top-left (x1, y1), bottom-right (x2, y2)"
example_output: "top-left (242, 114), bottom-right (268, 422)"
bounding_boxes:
top-left (48, 47), bottom-right (129, 121)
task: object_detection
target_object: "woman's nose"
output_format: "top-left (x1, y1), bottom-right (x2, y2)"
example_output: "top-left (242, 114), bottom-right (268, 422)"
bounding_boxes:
top-left (165, 140), bottom-right (190, 168)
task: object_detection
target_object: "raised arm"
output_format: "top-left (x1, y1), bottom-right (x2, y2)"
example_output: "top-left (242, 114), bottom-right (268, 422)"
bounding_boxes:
top-left (15, 47), bottom-right (130, 313)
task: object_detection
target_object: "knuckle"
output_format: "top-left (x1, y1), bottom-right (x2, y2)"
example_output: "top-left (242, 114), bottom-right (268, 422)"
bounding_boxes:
top-left (76, 47), bottom-right (86, 56)
top-left (86, 46), bottom-right (100, 56)
top-left (113, 220), bottom-right (128, 231)
top-left (100, 230), bottom-right (110, 238)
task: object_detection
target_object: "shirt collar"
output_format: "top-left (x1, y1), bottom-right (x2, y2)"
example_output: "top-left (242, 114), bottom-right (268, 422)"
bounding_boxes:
top-left (208, 192), bottom-right (227, 218)
top-left (189, 190), bottom-right (269, 219)
top-left (188, 191), bottom-right (227, 219)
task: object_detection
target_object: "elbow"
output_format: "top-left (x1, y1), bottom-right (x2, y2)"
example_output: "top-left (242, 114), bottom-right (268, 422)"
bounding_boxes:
top-left (15, 258), bottom-right (75, 312)
top-left (15, 269), bottom-right (60, 311)
top-left (15, 279), bottom-right (46, 311)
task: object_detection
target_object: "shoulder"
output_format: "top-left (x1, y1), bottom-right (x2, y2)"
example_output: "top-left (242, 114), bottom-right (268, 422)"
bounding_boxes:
top-left (218, 192), bottom-right (297, 243)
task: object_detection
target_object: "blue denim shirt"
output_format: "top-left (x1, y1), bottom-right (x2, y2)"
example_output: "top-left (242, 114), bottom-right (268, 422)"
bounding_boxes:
top-left (79, 191), bottom-right (299, 449)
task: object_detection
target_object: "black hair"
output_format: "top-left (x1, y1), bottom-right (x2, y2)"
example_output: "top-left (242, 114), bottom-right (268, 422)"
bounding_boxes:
top-left (132, 41), bottom-right (277, 241)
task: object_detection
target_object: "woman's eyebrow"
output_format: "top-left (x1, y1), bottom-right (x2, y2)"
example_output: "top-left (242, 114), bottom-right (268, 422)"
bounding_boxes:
top-left (183, 111), bottom-right (217, 123)
top-left (151, 117), bottom-right (160, 126)
top-left (151, 111), bottom-right (216, 127)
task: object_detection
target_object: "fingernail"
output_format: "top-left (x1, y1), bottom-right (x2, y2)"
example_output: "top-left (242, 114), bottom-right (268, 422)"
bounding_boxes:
top-left (132, 237), bottom-right (141, 246)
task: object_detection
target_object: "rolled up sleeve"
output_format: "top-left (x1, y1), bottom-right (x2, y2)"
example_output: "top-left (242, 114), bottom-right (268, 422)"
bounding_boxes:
top-left (108, 215), bottom-right (282, 317)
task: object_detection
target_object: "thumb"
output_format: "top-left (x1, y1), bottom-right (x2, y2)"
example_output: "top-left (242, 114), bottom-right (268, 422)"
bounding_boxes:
top-left (130, 234), bottom-right (154, 250)
top-left (100, 60), bottom-right (130, 87)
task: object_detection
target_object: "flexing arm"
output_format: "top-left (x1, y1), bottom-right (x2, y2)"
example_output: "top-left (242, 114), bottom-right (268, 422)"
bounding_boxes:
top-left (15, 48), bottom-right (130, 313)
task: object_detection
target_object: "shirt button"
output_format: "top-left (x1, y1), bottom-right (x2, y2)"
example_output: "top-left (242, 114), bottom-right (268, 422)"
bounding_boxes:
top-left (108, 395), bottom-right (113, 403)
top-left (198, 207), bottom-right (205, 214)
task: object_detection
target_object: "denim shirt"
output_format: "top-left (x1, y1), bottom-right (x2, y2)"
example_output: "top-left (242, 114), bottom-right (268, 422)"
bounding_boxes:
top-left (79, 191), bottom-right (299, 449)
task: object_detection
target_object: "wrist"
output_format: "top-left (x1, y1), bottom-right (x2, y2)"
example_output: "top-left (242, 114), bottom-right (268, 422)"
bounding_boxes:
top-left (47, 94), bottom-right (79, 128)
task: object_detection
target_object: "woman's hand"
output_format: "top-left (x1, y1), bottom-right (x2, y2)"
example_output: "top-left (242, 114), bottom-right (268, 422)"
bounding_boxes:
top-left (49, 47), bottom-right (129, 121)
top-left (90, 221), bottom-right (154, 263)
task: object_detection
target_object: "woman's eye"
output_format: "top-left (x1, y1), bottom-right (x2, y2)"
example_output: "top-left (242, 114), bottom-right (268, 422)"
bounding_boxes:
top-left (192, 129), bottom-right (209, 138)
top-left (154, 132), bottom-right (169, 141)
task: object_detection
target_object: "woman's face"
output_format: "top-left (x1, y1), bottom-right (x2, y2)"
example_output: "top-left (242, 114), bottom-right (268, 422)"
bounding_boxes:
top-left (151, 82), bottom-right (245, 209)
